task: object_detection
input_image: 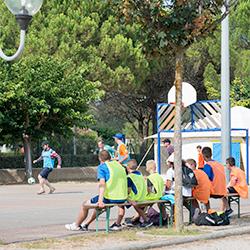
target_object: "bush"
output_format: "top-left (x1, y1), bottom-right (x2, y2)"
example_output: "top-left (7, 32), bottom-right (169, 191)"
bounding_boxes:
top-left (0, 154), bottom-right (99, 169)
top-left (0, 154), bottom-right (25, 169)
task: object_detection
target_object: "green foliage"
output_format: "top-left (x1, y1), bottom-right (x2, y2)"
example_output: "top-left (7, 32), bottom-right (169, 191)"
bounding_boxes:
top-left (124, 0), bottom-right (227, 51)
top-left (0, 56), bottom-right (101, 141)
top-left (196, 0), bottom-right (250, 107)
top-left (0, 0), bottom-right (149, 145)
top-left (203, 63), bottom-right (220, 100)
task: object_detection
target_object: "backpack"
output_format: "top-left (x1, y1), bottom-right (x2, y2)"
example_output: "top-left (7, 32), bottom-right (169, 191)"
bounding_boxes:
top-left (182, 165), bottom-right (198, 188)
top-left (194, 211), bottom-right (230, 226)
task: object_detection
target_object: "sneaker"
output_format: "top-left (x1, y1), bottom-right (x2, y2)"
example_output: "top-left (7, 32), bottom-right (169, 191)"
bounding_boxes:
top-left (225, 208), bottom-right (233, 216)
top-left (110, 222), bottom-right (122, 231)
top-left (65, 222), bottom-right (82, 231)
top-left (140, 221), bottom-right (153, 228)
top-left (81, 224), bottom-right (88, 231)
top-left (125, 219), bottom-right (135, 227)
top-left (49, 187), bottom-right (56, 194)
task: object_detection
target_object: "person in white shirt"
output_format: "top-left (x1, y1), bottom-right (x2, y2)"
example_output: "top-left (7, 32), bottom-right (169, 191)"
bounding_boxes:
top-left (165, 154), bottom-right (192, 197)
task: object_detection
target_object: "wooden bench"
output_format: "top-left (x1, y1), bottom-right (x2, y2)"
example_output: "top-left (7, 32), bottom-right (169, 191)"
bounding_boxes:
top-left (85, 199), bottom-right (174, 233)
top-left (185, 193), bottom-right (241, 224)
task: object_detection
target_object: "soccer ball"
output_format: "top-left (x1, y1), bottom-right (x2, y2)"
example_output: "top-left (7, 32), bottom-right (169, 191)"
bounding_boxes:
top-left (28, 177), bottom-right (36, 185)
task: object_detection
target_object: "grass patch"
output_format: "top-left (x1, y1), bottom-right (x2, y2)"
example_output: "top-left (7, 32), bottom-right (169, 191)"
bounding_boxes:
top-left (0, 240), bottom-right (5, 245)
top-left (19, 230), bottom-right (140, 249)
top-left (20, 238), bottom-right (64, 249)
top-left (145, 227), bottom-right (200, 236)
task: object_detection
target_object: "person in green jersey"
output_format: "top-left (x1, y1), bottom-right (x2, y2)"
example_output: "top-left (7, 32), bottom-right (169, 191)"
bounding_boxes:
top-left (65, 150), bottom-right (127, 231)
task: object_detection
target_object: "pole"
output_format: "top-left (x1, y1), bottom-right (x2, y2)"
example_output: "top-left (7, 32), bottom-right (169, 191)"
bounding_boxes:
top-left (221, 1), bottom-right (231, 181)
top-left (137, 142), bottom-right (154, 170)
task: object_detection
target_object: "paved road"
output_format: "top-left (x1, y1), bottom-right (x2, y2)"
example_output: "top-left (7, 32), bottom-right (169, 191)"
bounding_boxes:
top-left (0, 182), bottom-right (132, 243)
top-left (1, 183), bottom-right (250, 244)
top-left (164, 234), bottom-right (250, 250)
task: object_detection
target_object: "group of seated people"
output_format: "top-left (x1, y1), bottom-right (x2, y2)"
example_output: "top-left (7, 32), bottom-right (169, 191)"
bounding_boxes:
top-left (65, 146), bottom-right (248, 231)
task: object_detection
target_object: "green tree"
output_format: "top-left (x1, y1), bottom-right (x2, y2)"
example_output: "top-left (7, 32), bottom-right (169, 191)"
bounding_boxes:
top-left (124, 0), bottom-right (235, 231)
top-left (0, 56), bottom-right (101, 177)
top-left (190, 0), bottom-right (250, 107)
top-left (0, 0), bottom-right (149, 174)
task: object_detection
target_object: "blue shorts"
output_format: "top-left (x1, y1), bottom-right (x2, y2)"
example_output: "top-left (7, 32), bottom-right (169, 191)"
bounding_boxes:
top-left (90, 195), bottom-right (126, 204)
top-left (39, 167), bottom-right (53, 179)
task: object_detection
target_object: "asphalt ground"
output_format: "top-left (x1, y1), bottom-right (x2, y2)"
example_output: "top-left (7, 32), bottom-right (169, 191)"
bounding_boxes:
top-left (1, 182), bottom-right (250, 245)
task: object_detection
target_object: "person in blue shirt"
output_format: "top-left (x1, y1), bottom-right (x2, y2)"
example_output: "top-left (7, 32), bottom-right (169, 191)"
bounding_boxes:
top-left (65, 150), bottom-right (127, 231)
top-left (33, 141), bottom-right (61, 195)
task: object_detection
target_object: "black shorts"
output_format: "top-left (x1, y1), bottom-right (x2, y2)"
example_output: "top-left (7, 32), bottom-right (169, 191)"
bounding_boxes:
top-left (227, 187), bottom-right (237, 194)
top-left (210, 194), bottom-right (224, 199)
top-left (39, 167), bottom-right (53, 179)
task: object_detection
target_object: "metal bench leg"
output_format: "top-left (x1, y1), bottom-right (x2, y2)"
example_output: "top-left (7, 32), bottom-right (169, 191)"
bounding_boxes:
top-left (238, 197), bottom-right (240, 218)
top-left (159, 203), bottom-right (163, 227)
top-left (96, 209), bottom-right (99, 233)
top-left (228, 197), bottom-right (232, 208)
top-left (106, 207), bottom-right (110, 233)
top-left (189, 200), bottom-right (193, 224)
top-left (170, 204), bottom-right (174, 226)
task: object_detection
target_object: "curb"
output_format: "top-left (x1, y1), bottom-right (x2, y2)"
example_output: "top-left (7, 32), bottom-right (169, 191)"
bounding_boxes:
top-left (101, 225), bottom-right (250, 250)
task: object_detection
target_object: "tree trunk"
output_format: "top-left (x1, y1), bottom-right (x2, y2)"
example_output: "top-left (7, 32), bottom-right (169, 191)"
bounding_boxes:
top-left (23, 134), bottom-right (33, 179)
top-left (174, 48), bottom-right (184, 232)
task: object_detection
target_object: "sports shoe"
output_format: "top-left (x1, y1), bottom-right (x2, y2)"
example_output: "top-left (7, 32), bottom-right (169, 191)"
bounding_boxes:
top-left (110, 222), bottom-right (122, 231)
top-left (125, 218), bottom-right (135, 227)
top-left (139, 221), bottom-right (153, 228)
top-left (65, 222), bottom-right (82, 231)
top-left (225, 208), bottom-right (233, 216)
top-left (81, 224), bottom-right (88, 231)
top-left (49, 187), bottom-right (56, 194)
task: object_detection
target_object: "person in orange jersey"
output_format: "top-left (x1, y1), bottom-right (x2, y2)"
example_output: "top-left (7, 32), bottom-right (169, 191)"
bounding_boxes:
top-left (226, 157), bottom-right (248, 198)
top-left (221, 157), bottom-right (249, 215)
top-left (186, 159), bottom-right (212, 209)
top-left (196, 145), bottom-right (205, 169)
top-left (201, 147), bottom-right (227, 211)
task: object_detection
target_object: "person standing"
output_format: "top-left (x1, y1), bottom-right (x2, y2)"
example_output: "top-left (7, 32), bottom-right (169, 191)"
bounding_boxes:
top-left (97, 140), bottom-right (116, 159)
top-left (163, 139), bottom-right (174, 157)
top-left (33, 141), bottom-right (62, 195)
top-left (196, 145), bottom-right (205, 169)
top-left (113, 133), bottom-right (130, 166)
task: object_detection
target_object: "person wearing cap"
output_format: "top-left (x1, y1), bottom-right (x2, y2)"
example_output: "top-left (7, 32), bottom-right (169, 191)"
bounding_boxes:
top-left (113, 133), bottom-right (130, 166)
top-left (33, 141), bottom-right (62, 195)
top-left (163, 139), bottom-right (174, 157)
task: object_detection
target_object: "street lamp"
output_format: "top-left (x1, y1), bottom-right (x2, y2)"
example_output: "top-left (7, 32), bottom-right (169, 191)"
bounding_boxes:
top-left (0, 0), bottom-right (43, 61)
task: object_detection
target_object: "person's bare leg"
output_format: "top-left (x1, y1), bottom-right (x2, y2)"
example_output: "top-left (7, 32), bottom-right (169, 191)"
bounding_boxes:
top-left (205, 200), bottom-right (211, 211)
top-left (38, 175), bottom-right (45, 193)
top-left (44, 179), bottom-right (55, 193)
top-left (133, 205), bottom-right (148, 222)
top-left (85, 209), bottom-right (97, 226)
top-left (222, 197), bottom-right (230, 211)
top-left (75, 201), bottom-right (90, 226)
top-left (116, 206), bottom-right (125, 225)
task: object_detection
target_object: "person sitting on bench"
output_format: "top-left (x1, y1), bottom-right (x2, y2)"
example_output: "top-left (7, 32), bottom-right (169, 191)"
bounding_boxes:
top-left (221, 157), bottom-right (248, 215)
top-left (201, 147), bottom-right (227, 212)
top-left (65, 150), bottom-right (127, 231)
top-left (145, 160), bottom-right (165, 201)
top-left (124, 159), bottom-right (154, 228)
top-left (186, 159), bottom-right (212, 212)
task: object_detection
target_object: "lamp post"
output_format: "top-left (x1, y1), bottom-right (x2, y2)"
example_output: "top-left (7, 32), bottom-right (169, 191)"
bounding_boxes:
top-left (0, 0), bottom-right (43, 61)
